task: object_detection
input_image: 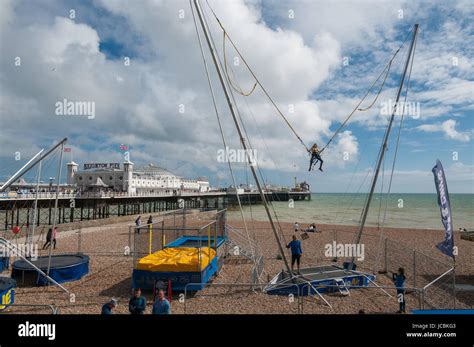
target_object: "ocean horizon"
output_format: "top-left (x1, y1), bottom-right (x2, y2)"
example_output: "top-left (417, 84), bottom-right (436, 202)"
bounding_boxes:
top-left (227, 192), bottom-right (474, 230)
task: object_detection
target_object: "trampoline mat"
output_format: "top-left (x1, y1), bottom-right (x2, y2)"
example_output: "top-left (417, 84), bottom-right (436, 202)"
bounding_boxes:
top-left (279, 265), bottom-right (358, 283)
top-left (12, 254), bottom-right (89, 271)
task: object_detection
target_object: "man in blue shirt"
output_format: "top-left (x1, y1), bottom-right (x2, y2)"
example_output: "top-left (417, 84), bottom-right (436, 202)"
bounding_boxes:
top-left (152, 289), bottom-right (171, 314)
top-left (286, 235), bottom-right (303, 274)
top-left (392, 267), bottom-right (406, 313)
top-left (101, 298), bottom-right (117, 315)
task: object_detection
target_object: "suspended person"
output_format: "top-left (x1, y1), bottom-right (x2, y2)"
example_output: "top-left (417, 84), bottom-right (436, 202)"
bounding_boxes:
top-left (129, 288), bottom-right (147, 315)
top-left (286, 235), bottom-right (303, 275)
top-left (308, 143), bottom-right (324, 172)
top-left (392, 267), bottom-right (406, 313)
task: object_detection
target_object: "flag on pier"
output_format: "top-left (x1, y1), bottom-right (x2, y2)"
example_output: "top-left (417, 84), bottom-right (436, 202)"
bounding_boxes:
top-left (432, 160), bottom-right (455, 258)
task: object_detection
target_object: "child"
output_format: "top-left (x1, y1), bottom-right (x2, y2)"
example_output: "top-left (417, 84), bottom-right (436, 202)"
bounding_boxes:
top-left (308, 143), bottom-right (324, 172)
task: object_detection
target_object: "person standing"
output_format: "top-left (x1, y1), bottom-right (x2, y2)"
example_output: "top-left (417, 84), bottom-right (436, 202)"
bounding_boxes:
top-left (392, 267), bottom-right (406, 313)
top-left (129, 288), bottom-right (146, 314)
top-left (42, 228), bottom-right (53, 250)
top-left (286, 235), bottom-right (303, 275)
top-left (52, 226), bottom-right (57, 249)
top-left (152, 289), bottom-right (171, 314)
top-left (135, 215), bottom-right (142, 234)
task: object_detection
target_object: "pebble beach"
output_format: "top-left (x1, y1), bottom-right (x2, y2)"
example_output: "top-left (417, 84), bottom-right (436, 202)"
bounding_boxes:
top-left (3, 213), bottom-right (473, 314)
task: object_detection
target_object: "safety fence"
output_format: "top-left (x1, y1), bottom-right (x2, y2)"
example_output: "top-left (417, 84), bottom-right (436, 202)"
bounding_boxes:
top-left (225, 224), bottom-right (264, 284)
top-left (328, 228), bottom-right (464, 310)
top-left (182, 282), bottom-right (301, 314)
top-left (131, 208), bottom-right (227, 267)
top-left (0, 303), bottom-right (59, 314)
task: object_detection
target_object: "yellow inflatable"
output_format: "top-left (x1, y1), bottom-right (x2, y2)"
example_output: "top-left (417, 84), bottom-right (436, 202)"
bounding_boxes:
top-left (136, 247), bottom-right (216, 272)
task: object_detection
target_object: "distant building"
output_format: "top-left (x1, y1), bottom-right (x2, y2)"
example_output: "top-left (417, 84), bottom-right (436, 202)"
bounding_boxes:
top-left (67, 161), bottom-right (210, 194)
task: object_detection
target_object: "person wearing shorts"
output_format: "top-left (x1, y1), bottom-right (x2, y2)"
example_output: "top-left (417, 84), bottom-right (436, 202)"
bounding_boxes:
top-left (286, 235), bottom-right (303, 274)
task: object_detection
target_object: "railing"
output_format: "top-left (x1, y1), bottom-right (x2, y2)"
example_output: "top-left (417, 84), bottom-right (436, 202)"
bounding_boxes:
top-left (183, 282), bottom-right (301, 314)
top-left (0, 192), bottom-right (77, 200)
top-left (0, 304), bottom-right (59, 314)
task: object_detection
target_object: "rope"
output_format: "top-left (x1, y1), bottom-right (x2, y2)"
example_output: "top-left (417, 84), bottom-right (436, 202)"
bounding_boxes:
top-left (223, 32), bottom-right (258, 96)
top-left (190, 1), bottom-right (257, 264)
top-left (320, 26), bottom-right (415, 154)
top-left (358, 61), bottom-right (392, 112)
top-left (205, 0), bottom-right (309, 152)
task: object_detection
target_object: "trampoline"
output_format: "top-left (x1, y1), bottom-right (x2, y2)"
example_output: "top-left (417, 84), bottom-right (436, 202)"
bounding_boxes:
top-left (165, 236), bottom-right (226, 249)
top-left (0, 277), bottom-right (16, 311)
top-left (0, 256), bottom-right (9, 272)
top-left (12, 253), bottom-right (89, 286)
top-left (133, 235), bottom-right (226, 291)
top-left (264, 264), bottom-right (376, 296)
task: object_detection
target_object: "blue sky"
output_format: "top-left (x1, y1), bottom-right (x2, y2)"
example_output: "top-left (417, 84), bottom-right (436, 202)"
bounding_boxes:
top-left (0, 0), bottom-right (472, 193)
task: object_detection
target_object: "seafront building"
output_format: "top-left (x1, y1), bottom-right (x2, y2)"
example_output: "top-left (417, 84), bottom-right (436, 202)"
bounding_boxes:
top-left (67, 161), bottom-right (210, 194)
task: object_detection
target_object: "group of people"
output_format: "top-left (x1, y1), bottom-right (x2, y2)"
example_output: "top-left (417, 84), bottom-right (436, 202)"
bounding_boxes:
top-left (293, 222), bottom-right (318, 233)
top-left (285, 227), bottom-right (407, 313)
top-left (102, 288), bottom-right (171, 315)
top-left (135, 215), bottom-right (154, 234)
top-left (42, 227), bottom-right (57, 250)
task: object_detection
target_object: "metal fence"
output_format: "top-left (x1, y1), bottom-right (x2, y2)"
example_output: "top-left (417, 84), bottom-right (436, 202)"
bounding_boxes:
top-left (329, 228), bottom-right (462, 310)
top-left (0, 303), bottom-right (59, 314)
top-left (182, 282), bottom-right (301, 314)
top-left (131, 208), bottom-right (227, 266)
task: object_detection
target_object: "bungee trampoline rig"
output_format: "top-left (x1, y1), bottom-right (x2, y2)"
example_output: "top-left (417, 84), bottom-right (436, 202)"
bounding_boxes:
top-left (189, 0), bottom-right (420, 305)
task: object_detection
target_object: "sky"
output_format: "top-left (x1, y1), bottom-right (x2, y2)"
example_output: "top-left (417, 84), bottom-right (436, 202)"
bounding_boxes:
top-left (0, 0), bottom-right (473, 193)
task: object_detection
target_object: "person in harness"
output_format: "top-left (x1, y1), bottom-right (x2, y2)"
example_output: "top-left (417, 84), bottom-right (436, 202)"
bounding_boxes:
top-left (308, 143), bottom-right (324, 172)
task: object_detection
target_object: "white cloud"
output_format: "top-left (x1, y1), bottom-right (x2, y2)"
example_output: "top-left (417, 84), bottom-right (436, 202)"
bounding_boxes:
top-left (417, 119), bottom-right (471, 142)
top-left (0, 0), bottom-right (472, 192)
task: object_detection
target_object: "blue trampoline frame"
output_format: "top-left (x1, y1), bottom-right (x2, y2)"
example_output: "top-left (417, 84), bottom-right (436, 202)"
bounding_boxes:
top-left (11, 254), bottom-right (90, 286)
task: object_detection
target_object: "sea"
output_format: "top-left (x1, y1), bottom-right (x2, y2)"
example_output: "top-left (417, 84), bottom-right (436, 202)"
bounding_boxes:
top-left (227, 193), bottom-right (474, 230)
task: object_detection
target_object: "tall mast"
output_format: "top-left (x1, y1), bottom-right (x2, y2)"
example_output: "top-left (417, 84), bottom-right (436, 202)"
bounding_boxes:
top-left (351, 24), bottom-right (419, 266)
top-left (192, 0), bottom-right (293, 276)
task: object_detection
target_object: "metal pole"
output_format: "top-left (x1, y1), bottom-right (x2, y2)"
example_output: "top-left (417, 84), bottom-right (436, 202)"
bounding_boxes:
top-left (413, 250), bottom-right (416, 288)
top-left (0, 138), bottom-right (67, 192)
top-left (350, 24), bottom-right (419, 267)
top-left (47, 141), bottom-right (65, 276)
top-left (453, 259), bottom-right (456, 309)
top-left (29, 159), bottom-right (42, 248)
top-left (192, 0), bottom-right (292, 276)
top-left (0, 149), bottom-right (44, 191)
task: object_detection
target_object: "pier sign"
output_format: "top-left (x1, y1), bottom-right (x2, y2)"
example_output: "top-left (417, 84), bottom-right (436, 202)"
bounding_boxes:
top-left (83, 163), bottom-right (120, 170)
